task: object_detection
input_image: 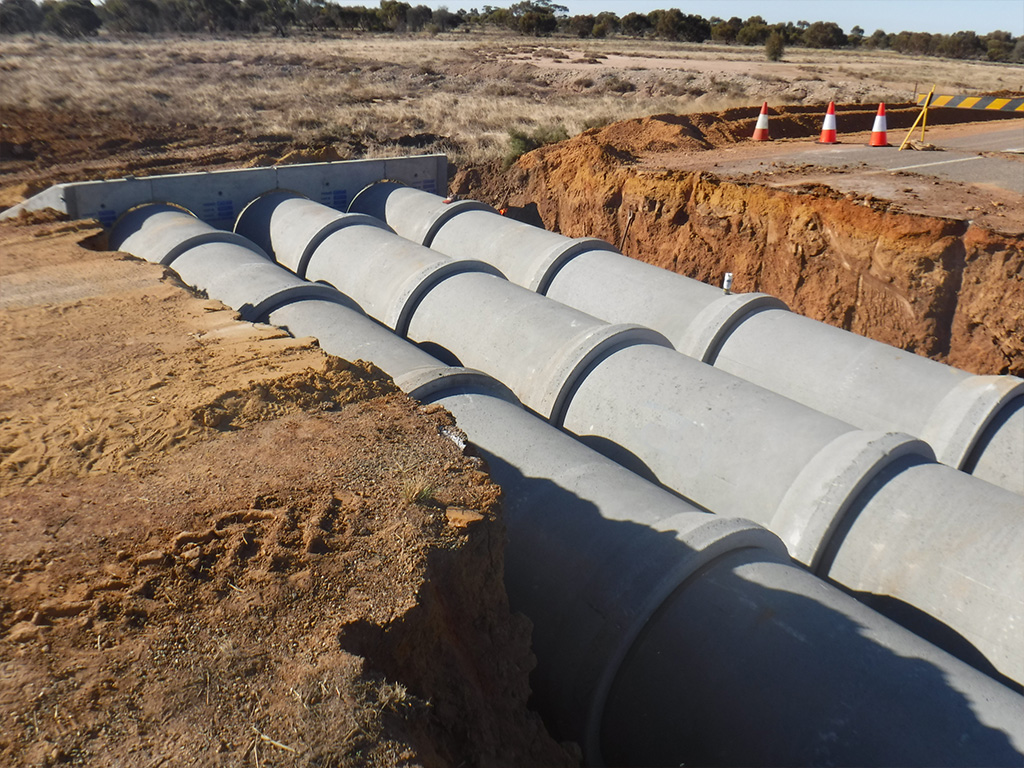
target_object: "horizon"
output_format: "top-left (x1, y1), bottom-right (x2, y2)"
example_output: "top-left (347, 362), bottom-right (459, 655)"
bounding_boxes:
top-left (413, 0), bottom-right (1024, 37)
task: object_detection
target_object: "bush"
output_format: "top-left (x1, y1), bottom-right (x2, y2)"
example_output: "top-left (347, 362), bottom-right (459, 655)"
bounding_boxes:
top-left (42, 0), bottom-right (102, 37)
top-left (503, 123), bottom-right (568, 168)
top-left (603, 74), bottom-right (636, 93)
top-left (0, 0), bottom-right (44, 32)
top-left (765, 30), bottom-right (785, 61)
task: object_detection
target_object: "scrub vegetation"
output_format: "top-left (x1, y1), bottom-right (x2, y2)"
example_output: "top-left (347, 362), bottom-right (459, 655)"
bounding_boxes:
top-left (1, 31), bottom-right (1020, 167)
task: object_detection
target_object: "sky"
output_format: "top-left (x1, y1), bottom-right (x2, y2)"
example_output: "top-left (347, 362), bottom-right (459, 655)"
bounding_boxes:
top-left (427, 0), bottom-right (1024, 36)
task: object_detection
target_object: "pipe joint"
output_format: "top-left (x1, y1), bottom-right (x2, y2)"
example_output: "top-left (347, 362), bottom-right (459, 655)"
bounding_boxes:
top-left (771, 430), bottom-right (934, 570)
top-left (676, 292), bottom-right (788, 362)
top-left (920, 374), bottom-right (1024, 470)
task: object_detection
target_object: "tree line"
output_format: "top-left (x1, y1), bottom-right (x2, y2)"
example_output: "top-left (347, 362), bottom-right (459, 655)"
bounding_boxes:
top-left (2, 0), bottom-right (1022, 63)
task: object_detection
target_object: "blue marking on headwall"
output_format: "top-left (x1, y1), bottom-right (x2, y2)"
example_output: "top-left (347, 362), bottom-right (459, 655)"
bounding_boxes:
top-left (201, 198), bottom-right (235, 222)
top-left (320, 188), bottom-right (349, 210)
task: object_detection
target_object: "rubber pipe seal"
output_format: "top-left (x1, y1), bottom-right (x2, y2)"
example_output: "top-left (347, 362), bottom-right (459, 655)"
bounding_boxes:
top-left (529, 237), bottom-right (621, 294)
top-left (235, 191), bottom-right (391, 277)
top-left (579, 514), bottom-right (787, 762)
top-left (348, 181), bottom-right (494, 247)
top-left (539, 324), bottom-right (672, 427)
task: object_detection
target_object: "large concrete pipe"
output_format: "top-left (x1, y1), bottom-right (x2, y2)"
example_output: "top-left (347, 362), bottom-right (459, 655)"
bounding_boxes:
top-left (411, 372), bottom-right (1024, 767)
top-left (108, 207), bottom-right (1024, 766)
top-left (242, 193), bottom-right (1024, 688)
top-left (109, 205), bottom-right (350, 322)
top-left (236, 191), bottom-right (505, 335)
top-left (348, 183), bottom-right (1024, 496)
top-left (235, 193), bottom-right (669, 421)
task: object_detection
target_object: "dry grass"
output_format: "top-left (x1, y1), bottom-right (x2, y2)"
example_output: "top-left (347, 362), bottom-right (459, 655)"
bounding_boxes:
top-left (1, 30), bottom-right (1021, 164)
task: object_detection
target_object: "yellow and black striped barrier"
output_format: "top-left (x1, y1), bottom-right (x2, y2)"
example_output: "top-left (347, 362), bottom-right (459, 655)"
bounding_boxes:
top-left (916, 93), bottom-right (1024, 112)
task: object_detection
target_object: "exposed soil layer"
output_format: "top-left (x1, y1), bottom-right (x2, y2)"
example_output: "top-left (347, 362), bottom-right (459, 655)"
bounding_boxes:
top-left (0, 219), bottom-right (572, 767)
top-left (455, 106), bottom-right (1024, 376)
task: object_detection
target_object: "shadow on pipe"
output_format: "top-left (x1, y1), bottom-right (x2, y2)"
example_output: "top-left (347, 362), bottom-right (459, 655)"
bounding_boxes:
top-left (601, 545), bottom-right (1024, 767)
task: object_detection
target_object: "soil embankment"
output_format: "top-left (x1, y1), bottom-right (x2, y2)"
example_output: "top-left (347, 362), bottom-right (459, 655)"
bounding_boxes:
top-left (0, 218), bottom-right (572, 767)
top-left (456, 106), bottom-right (1024, 376)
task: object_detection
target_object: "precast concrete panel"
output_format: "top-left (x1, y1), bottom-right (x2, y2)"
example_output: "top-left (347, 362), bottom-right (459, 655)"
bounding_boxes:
top-left (823, 457), bottom-right (1024, 687)
top-left (404, 270), bottom-right (670, 420)
top-left (601, 551), bottom-right (1024, 767)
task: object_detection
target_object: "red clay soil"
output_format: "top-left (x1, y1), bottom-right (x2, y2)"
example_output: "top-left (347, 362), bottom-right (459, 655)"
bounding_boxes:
top-left (0, 219), bottom-right (573, 767)
top-left (456, 105), bottom-right (1024, 376)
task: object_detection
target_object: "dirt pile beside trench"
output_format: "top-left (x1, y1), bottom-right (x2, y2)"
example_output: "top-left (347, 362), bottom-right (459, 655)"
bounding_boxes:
top-left (0, 219), bottom-right (573, 767)
top-left (455, 109), bottom-right (1024, 376)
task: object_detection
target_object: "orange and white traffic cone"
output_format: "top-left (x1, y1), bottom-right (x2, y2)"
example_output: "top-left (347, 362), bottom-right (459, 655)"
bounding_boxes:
top-left (751, 102), bottom-right (771, 141)
top-left (818, 101), bottom-right (837, 144)
top-left (869, 102), bottom-right (888, 147)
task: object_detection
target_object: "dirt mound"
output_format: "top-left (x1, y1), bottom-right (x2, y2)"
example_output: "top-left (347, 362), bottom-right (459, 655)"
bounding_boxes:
top-left (191, 358), bottom-right (398, 430)
top-left (455, 106), bottom-right (1024, 376)
top-left (569, 102), bottom-right (1023, 157)
top-left (0, 220), bottom-right (573, 767)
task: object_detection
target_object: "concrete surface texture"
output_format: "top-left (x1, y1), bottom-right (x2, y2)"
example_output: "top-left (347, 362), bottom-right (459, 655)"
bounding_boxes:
top-left (352, 182), bottom-right (1024, 497)
top-left (109, 199), bottom-right (1024, 766)
top-left (237, 194), bottom-right (1024, 690)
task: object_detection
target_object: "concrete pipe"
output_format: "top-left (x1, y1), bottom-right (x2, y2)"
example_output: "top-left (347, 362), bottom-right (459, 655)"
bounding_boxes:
top-left (109, 203), bottom-right (355, 323)
top-left (347, 180), bottom-right (494, 247)
top-left (349, 181), bottom-right (620, 291)
top-left (560, 341), bottom-right (1024, 687)
top-left (236, 191), bottom-right (503, 335)
top-left (599, 547), bottom-right (1024, 767)
top-left (242, 193), bottom-right (1024, 684)
top-left (237, 194), bottom-right (668, 420)
top-left (705, 307), bottom-right (1024, 494)
top-left (109, 203), bottom-right (269, 265)
top-left (405, 271), bottom-right (667, 421)
top-left (267, 299), bottom-right (443, 380)
top-left (235, 190), bottom-right (392, 277)
top-left (354, 183), bottom-right (1024, 496)
top-left (412, 375), bottom-right (1024, 767)
top-left (104, 209), bottom-right (1024, 765)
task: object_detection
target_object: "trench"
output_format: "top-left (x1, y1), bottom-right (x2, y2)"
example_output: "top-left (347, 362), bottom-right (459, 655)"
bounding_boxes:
top-left (452, 109), bottom-right (1024, 379)
top-left (92, 175), bottom-right (1024, 766)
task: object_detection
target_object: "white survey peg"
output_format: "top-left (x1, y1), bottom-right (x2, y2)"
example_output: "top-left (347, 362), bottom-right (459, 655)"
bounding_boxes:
top-left (723, 272), bottom-right (734, 294)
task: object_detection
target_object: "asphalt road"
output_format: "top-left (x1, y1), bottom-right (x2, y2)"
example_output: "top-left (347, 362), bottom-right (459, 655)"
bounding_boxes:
top-left (770, 123), bottom-right (1024, 195)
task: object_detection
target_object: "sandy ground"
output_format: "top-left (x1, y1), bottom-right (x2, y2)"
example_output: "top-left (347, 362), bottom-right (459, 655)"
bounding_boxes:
top-left (0, 218), bottom-right (570, 767)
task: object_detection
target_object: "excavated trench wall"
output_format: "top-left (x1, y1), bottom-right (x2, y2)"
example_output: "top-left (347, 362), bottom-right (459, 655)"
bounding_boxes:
top-left (460, 137), bottom-right (1024, 377)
